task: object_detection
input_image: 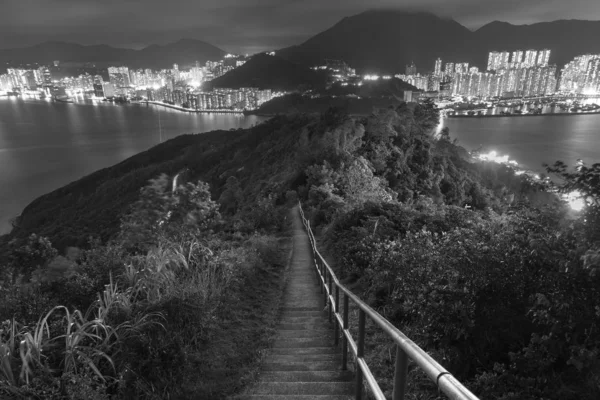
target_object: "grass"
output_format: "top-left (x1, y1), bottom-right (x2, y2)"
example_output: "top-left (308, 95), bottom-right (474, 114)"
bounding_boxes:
top-left (170, 233), bottom-right (293, 399)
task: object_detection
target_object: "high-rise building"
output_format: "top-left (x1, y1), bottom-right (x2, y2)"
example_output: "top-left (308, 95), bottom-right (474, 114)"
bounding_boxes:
top-left (434, 58), bottom-right (442, 76)
top-left (405, 62), bottom-right (417, 76)
top-left (487, 51), bottom-right (510, 71)
top-left (537, 49), bottom-right (551, 66)
top-left (500, 52), bottom-right (510, 69)
top-left (455, 63), bottom-right (469, 74)
top-left (583, 58), bottom-right (600, 94)
top-left (487, 52), bottom-right (499, 71)
top-left (524, 50), bottom-right (538, 67)
top-left (107, 66), bottom-right (130, 88)
top-left (511, 50), bottom-right (524, 65)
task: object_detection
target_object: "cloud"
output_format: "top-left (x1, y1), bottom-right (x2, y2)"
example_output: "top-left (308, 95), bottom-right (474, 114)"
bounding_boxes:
top-left (0, 0), bottom-right (599, 52)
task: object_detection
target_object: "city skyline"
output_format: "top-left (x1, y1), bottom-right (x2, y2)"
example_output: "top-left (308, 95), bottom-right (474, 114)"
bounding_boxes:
top-left (2, 0), bottom-right (600, 54)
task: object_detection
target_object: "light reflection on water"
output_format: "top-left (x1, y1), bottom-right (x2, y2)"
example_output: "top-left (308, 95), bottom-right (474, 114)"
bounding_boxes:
top-left (0, 98), bottom-right (266, 235)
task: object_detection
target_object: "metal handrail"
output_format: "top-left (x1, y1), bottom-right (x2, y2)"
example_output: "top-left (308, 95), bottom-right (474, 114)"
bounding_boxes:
top-left (297, 202), bottom-right (480, 400)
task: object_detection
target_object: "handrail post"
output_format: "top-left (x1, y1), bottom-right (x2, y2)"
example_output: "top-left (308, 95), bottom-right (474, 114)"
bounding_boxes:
top-left (328, 277), bottom-right (333, 323)
top-left (334, 286), bottom-right (340, 346)
top-left (323, 270), bottom-right (328, 308)
top-left (342, 293), bottom-right (349, 371)
top-left (356, 309), bottom-right (366, 400)
top-left (392, 345), bottom-right (409, 400)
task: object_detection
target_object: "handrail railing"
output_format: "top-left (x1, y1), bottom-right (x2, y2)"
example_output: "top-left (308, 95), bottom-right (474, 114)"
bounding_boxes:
top-left (297, 201), bottom-right (480, 400)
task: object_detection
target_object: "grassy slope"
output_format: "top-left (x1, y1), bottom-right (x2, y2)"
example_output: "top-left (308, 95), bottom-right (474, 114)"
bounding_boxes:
top-left (174, 229), bottom-right (293, 399)
top-left (1, 117), bottom-right (310, 253)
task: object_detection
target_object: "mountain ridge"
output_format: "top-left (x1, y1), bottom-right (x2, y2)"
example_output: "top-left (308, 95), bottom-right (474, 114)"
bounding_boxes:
top-left (0, 38), bottom-right (226, 70)
top-left (277, 10), bottom-right (600, 73)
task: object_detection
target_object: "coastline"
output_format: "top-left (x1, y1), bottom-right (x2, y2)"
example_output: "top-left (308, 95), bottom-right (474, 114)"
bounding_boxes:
top-left (143, 100), bottom-right (245, 114)
top-left (448, 110), bottom-right (600, 118)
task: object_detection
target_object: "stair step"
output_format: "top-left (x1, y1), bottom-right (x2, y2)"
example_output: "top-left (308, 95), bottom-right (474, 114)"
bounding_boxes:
top-left (261, 371), bottom-right (354, 382)
top-left (282, 307), bottom-right (322, 311)
top-left (276, 330), bottom-right (335, 339)
top-left (272, 347), bottom-right (339, 355)
top-left (278, 323), bottom-right (332, 330)
top-left (268, 354), bottom-right (343, 362)
top-left (280, 311), bottom-right (325, 317)
top-left (274, 338), bottom-right (333, 348)
top-left (280, 317), bottom-right (330, 324)
top-left (263, 361), bottom-right (344, 371)
top-left (238, 396), bottom-right (353, 400)
top-left (253, 382), bottom-right (354, 395)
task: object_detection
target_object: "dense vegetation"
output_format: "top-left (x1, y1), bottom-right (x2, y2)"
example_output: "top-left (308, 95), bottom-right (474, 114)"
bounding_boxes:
top-left (1, 100), bottom-right (598, 399)
top-left (251, 78), bottom-right (417, 116)
top-left (297, 105), bottom-right (600, 399)
top-left (205, 53), bottom-right (330, 91)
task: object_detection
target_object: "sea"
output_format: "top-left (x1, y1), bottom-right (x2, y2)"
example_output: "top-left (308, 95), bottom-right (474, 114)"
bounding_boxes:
top-left (0, 97), bottom-right (266, 234)
top-left (1, 96), bottom-right (600, 235)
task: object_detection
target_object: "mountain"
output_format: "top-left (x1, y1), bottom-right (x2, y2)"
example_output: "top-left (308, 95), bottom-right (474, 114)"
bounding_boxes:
top-left (277, 10), bottom-right (475, 74)
top-left (277, 10), bottom-right (600, 73)
top-left (0, 39), bottom-right (226, 70)
top-left (206, 53), bottom-right (329, 91)
top-left (473, 20), bottom-right (600, 68)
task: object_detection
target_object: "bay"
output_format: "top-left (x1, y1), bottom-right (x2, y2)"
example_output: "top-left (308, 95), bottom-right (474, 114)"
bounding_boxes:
top-left (443, 114), bottom-right (600, 173)
top-left (0, 97), bottom-right (266, 234)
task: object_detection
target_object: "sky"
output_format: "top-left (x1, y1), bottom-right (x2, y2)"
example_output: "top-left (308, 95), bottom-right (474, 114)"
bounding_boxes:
top-left (1, 0), bottom-right (599, 54)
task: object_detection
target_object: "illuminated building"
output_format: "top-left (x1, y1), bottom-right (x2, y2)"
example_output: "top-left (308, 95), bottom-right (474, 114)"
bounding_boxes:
top-left (559, 54), bottom-right (600, 93)
top-left (511, 50), bottom-right (523, 65)
top-left (487, 51), bottom-right (509, 71)
top-left (427, 75), bottom-right (441, 92)
top-left (93, 83), bottom-right (105, 97)
top-left (524, 50), bottom-right (538, 67)
top-left (583, 58), bottom-right (600, 94)
top-left (102, 83), bottom-right (116, 97)
top-left (455, 63), bottom-right (469, 74)
top-left (108, 66), bottom-right (131, 88)
top-left (444, 62), bottom-right (454, 78)
top-left (434, 58), bottom-right (442, 76)
top-left (405, 62), bottom-right (417, 76)
top-left (537, 49), bottom-right (551, 66)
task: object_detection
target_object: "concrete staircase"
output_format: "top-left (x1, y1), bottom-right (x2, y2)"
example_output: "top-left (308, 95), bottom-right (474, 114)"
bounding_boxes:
top-left (237, 207), bottom-right (354, 400)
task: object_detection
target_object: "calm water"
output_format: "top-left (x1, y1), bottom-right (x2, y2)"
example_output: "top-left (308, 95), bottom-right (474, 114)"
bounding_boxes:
top-left (444, 114), bottom-right (600, 172)
top-left (1, 98), bottom-right (599, 235)
top-left (0, 97), bottom-right (265, 234)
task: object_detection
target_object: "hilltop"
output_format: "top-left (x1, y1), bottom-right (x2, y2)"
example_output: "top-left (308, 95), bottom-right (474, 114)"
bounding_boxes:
top-left (277, 9), bottom-right (600, 72)
top-left (0, 102), bottom-right (598, 400)
top-left (206, 53), bottom-right (330, 91)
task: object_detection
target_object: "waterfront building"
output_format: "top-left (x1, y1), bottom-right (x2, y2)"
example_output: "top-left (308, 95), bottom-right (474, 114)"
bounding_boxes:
top-left (93, 83), bottom-right (105, 97)
top-left (537, 49), bottom-right (551, 66)
top-left (108, 66), bottom-right (131, 88)
top-left (583, 58), bottom-right (600, 94)
top-left (427, 75), bottom-right (441, 92)
top-left (434, 58), bottom-right (442, 76)
top-left (102, 83), bottom-right (116, 97)
top-left (524, 50), bottom-right (538, 67)
top-left (511, 50), bottom-right (524, 65)
top-left (444, 62), bottom-right (455, 79)
top-left (455, 63), bottom-right (469, 74)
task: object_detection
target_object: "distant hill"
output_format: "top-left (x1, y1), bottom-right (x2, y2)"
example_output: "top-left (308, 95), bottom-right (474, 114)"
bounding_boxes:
top-left (206, 53), bottom-right (330, 91)
top-left (0, 39), bottom-right (226, 70)
top-left (277, 10), bottom-right (475, 74)
top-left (473, 20), bottom-right (600, 68)
top-left (277, 10), bottom-right (600, 73)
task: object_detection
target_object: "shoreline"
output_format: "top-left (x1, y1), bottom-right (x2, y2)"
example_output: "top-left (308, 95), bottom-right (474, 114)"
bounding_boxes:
top-left (448, 110), bottom-right (600, 118)
top-left (143, 100), bottom-right (245, 114)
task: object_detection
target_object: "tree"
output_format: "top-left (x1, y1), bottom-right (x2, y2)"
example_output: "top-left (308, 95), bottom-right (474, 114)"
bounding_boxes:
top-left (218, 176), bottom-right (243, 215)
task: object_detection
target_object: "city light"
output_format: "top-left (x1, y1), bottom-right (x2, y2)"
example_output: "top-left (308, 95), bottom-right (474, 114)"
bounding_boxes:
top-left (565, 191), bottom-right (586, 211)
top-left (476, 150), bottom-right (519, 166)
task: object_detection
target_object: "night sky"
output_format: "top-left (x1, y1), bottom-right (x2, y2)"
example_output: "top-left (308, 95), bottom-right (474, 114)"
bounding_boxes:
top-left (2, 0), bottom-right (599, 54)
